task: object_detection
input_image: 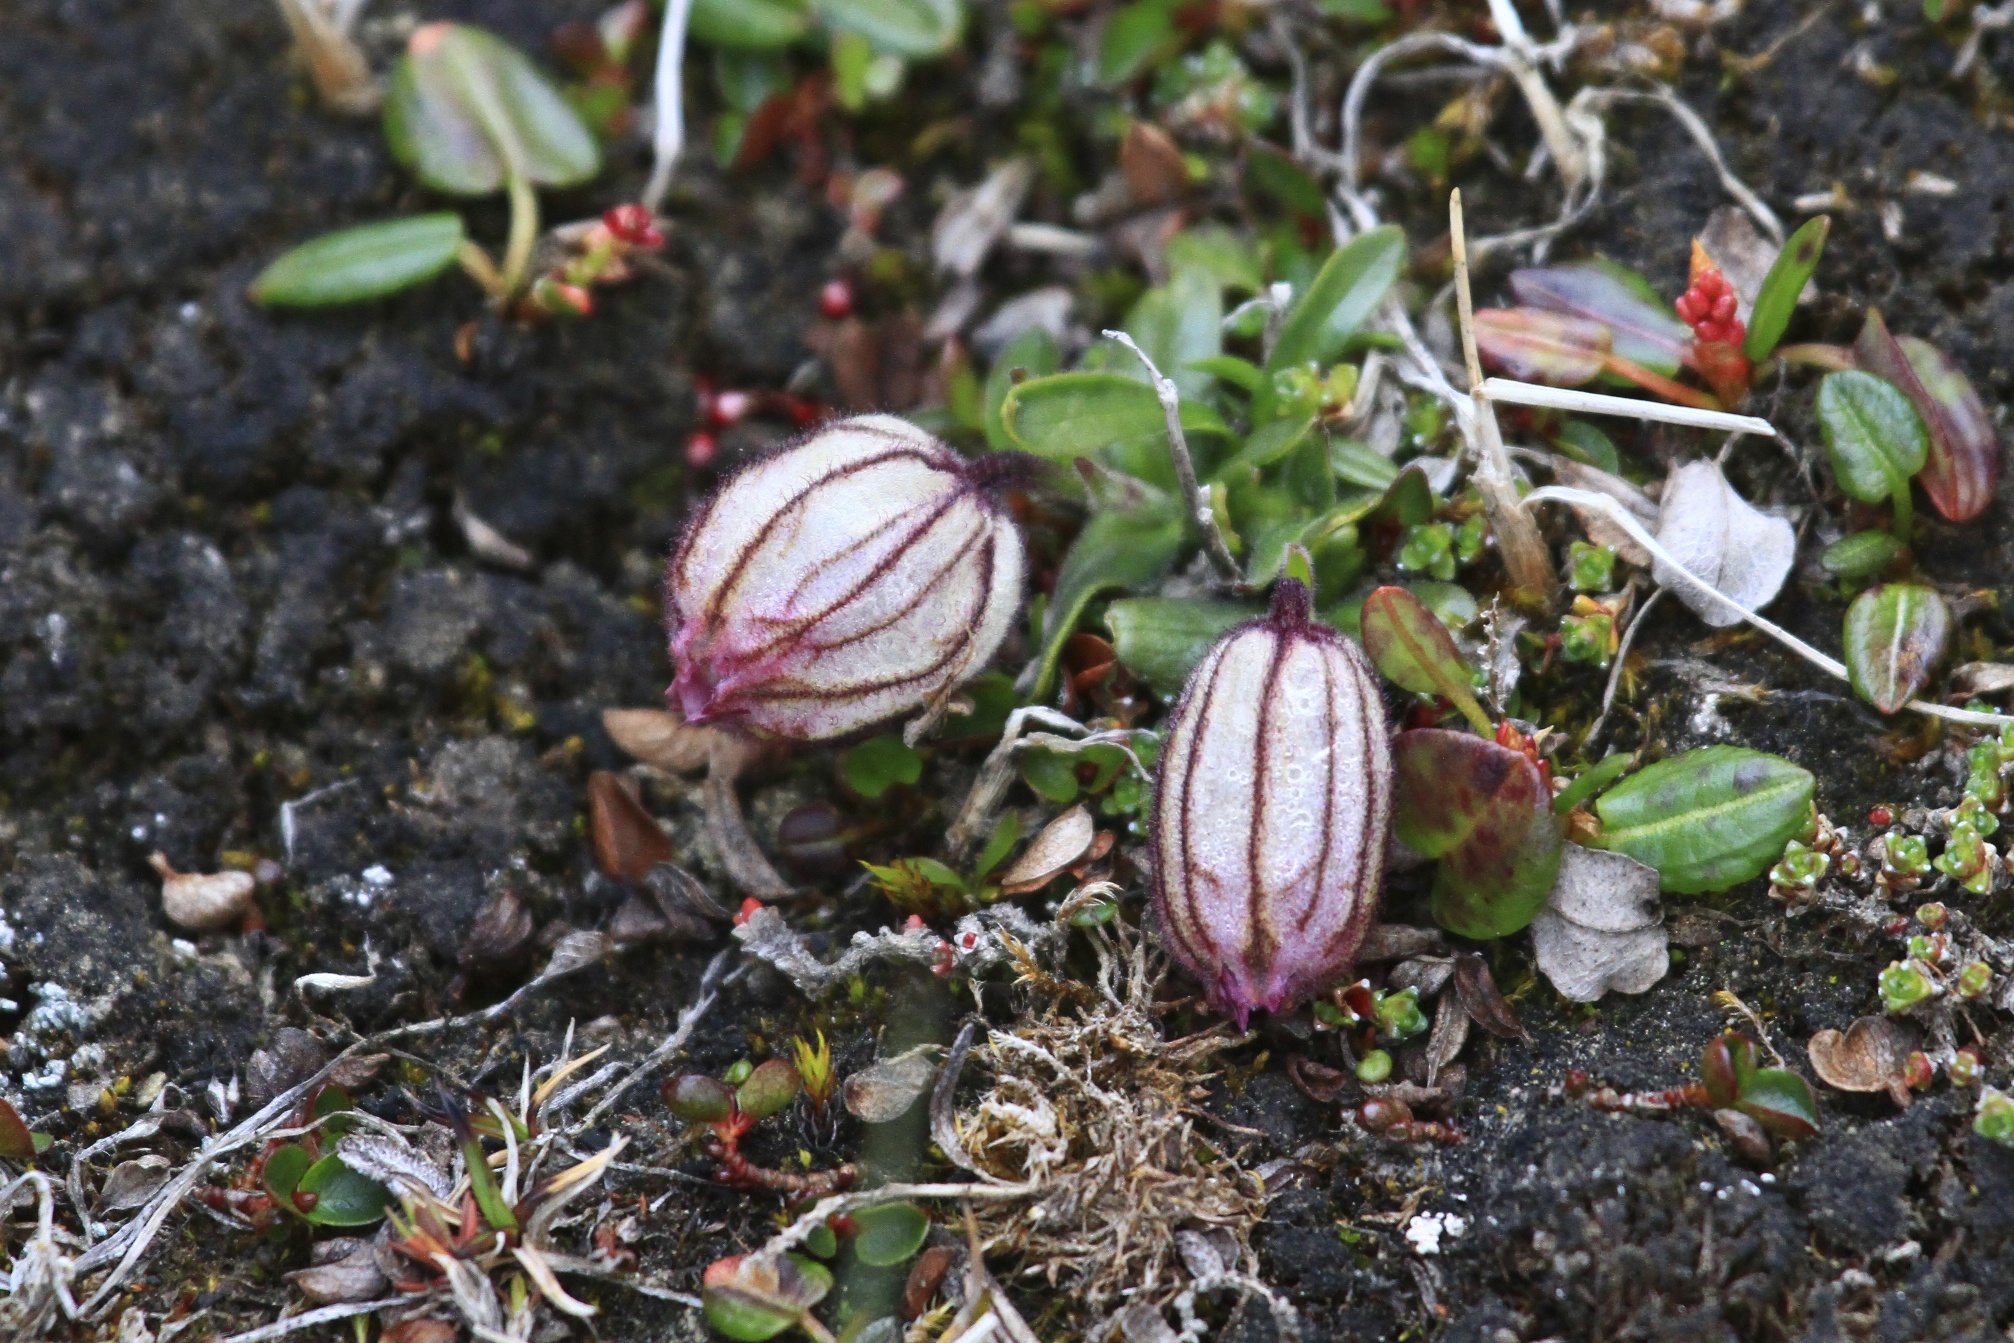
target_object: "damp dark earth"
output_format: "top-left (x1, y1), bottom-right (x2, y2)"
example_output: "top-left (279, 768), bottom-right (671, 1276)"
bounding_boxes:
top-left (5, 0), bottom-right (2014, 1340)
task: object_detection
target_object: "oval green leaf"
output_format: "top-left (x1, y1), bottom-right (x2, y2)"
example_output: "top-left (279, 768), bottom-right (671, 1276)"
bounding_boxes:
top-left (1103, 597), bottom-right (1260, 698)
top-left (1266, 225), bottom-right (1405, 372)
top-left (702, 1255), bottom-right (832, 1342)
top-left (1394, 729), bottom-right (1562, 939)
top-left (691, 0), bottom-right (812, 48)
top-left (851, 1202), bottom-right (931, 1267)
top-left (1743, 215), bottom-right (1828, 362)
top-left (816, 0), bottom-right (963, 57)
top-left (1359, 586), bottom-right (1489, 733)
top-left (1816, 369), bottom-right (1928, 504)
top-left (999, 372), bottom-right (1226, 490)
top-left (1844, 582), bottom-right (1951, 714)
top-left (983, 327), bottom-right (1060, 451)
top-left (262, 1142), bottom-right (313, 1208)
top-left (1819, 530), bottom-right (1904, 581)
top-left (736, 1058), bottom-right (803, 1120)
top-left (1590, 746), bottom-right (1814, 894)
top-left (385, 24), bottom-right (601, 195)
top-left (250, 214), bottom-right (466, 308)
top-left (840, 734), bottom-right (924, 799)
top-left (1736, 1067), bottom-right (1820, 1140)
top-left (297, 1154), bottom-right (392, 1226)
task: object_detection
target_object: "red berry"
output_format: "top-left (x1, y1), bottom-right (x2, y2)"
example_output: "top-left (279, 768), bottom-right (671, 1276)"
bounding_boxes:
top-left (732, 896), bottom-right (761, 925)
top-left (603, 204), bottom-right (665, 249)
top-left (818, 279), bottom-right (854, 320)
top-left (1870, 806), bottom-right (1894, 827)
top-left (686, 431), bottom-right (718, 468)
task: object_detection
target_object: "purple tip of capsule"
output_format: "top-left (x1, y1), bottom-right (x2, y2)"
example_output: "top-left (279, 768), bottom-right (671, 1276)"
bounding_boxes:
top-left (1267, 577), bottom-right (1314, 632)
top-left (958, 450), bottom-right (1044, 497)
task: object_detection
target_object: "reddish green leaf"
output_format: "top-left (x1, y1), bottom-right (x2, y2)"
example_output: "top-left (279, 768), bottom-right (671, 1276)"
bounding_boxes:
top-left (736, 1059), bottom-right (802, 1120)
top-left (1360, 586), bottom-right (1490, 733)
top-left (1394, 729), bottom-right (1563, 939)
top-left (1855, 310), bottom-right (1999, 522)
top-left (0, 1098), bottom-right (39, 1162)
top-left (262, 1142), bottom-right (314, 1209)
top-left (1737, 1068), bottom-right (1820, 1140)
top-left (1844, 583), bottom-right (1951, 714)
top-left (703, 1254), bottom-right (832, 1342)
top-left (1472, 308), bottom-right (1610, 385)
top-left (1509, 262), bottom-right (1690, 376)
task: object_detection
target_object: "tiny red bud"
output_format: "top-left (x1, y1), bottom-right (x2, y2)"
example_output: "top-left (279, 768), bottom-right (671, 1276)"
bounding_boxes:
top-left (1564, 1068), bottom-right (1591, 1097)
top-left (733, 896), bottom-right (762, 926)
top-left (1882, 916), bottom-right (1912, 936)
top-left (603, 204), bottom-right (665, 249)
top-left (685, 432), bottom-right (718, 469)
top-left (1904, 1051), bottom-right (1934, 1090)
top-left (818, 279), bottom-right (854, 320)
top-left (1869, 806), bottom-right (1893, 827)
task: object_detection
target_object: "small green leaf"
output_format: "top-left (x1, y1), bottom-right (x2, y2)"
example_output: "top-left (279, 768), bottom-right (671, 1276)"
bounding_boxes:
top-left (1744, 215), bottom-right (1829, 361)
top-left (1266, 226), bottom-right (1406, 372)
top-left (817, 0), bottom-right (963, 57)
top-left (737, 1058), bottom-right (803, 1120)
top-left (804, 1223), bottom-right (839, 1259)
top-left (1844, 583), bottom-right (1951, 714)
top-left (999, 371), bottom-right (1227, 490)
top-left (691, 0), bottom-right (813, 47)
top-left (1165, 225), bottom-right (1266, 294)
top-left (297, 1155), bottom-right (393, 1227)
top-left (1820, 530), bottom-right (1904, 581)
top-left (250, 214), bottom-right (466, 308)
top-left (1551, 752), bottom-right (1634, 816)
top-left (1330, 438), bottom-right (1400, 490)
top-left (1031, 505), bottom-right (1185, 698)
top-left (1590, 746), bottom-right (1814, 893)
top-left (1186, 354), bottom-right (1266, 393)
top-left (1359, 586), bottom-right (1490, 733)
top-left (1020, 749), bottom-right (1081, 804)
top-left (262, 1143), bottom-right (314, 1208)
top-left (1816, 369), bottom-right (1928, 503)
top-left (851, 1202), bottom-right (932, 1267)
top-left (971, 812), bottom-right (1021, 884)
top-left (703, 1255), bottom-right (832, 1342)
top-left (665, 1074), bottom-right (736, 1124)
top-left (384, 24), bottom-right (601, 196)
top-left (1394, 729), bottom-right (1562, 939)
top-left (1104, 597), bottom-right (1261, 697)
top-left (983, 327), bottom-right (1060, 451)
top-left (1216, 416), bottom-right (1314, 477)
top-left (1736, 1068), bottom-right (1820, 1140)
top-left (840, 734), bottom-right (924, 799)
top-left (1125, 264), bottom-right (1222, 401)
top-left (1098, 0), bottom-right (1179, 83)
top-left (0, 1098), bottom-right (40, 1162)
top-left (1554, 420), bottom-right (1621, 473)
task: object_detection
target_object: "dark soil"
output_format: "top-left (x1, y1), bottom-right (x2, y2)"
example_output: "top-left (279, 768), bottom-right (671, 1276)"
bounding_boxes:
top-left (3, 0), bottom-right (2013, 1339)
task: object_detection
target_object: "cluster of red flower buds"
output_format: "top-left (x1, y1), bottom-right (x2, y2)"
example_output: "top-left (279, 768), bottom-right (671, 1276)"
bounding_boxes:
top-left (685, 374), bottom-right (829, 468)
top-left (1675, 264), bottom-right (1746, 348)
top-left (521, 204), bottom-right (667, 319)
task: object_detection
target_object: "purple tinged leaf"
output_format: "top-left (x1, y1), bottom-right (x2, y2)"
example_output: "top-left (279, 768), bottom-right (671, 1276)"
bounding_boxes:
top-left (1472, 308), bottom-right (1610, 385)
top-left (1359, 586), bottom-right (1490, 733)
top-left (1855, 310), bottom-right (1999, 522)
top-left (736, 1058), bottom-right (803, 1120)
top-left (1393, 729), bottom-right (1564, 940)
top-left (1150, 580), bottom-right (1393, 1027)
top-left (1844, 583), bottom-right (1951, 714)
top-left (1509, 263), bottom-right (1692, 376)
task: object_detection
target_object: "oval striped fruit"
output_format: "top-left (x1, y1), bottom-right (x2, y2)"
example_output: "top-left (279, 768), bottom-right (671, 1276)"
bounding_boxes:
top-left (1150, 580), bottom-right (1393, 1026)
top-left (667, 416), bottom-right (1026, 741)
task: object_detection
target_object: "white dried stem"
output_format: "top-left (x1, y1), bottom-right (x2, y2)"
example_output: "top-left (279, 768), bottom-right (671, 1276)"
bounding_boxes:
top-left (642, 0), bottom-right (694, 213)
top-left (1101, 330), bottom-right (1241, 586)
top-left (271, 0), bottom-right (379, 115)
top-left (1526, 486), bottom-right (2014, 728)
top-left (946, 706), bottom-right (1092, 858)
top-left (212, 1299), bottom-right (407, 1343)
top-left (1480, 378), bottom-right (1778, 437)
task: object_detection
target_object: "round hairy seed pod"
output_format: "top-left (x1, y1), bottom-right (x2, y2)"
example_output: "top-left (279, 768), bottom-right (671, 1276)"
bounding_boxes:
top-left (666, 415), bottom-right (1027, 741)
top-left (1150, 579), bottom-right (1393, 1027)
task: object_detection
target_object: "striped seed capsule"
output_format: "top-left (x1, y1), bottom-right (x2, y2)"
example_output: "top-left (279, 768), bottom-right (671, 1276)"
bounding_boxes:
top-left (666, 416), bottom-right (1026, 741)
top-left (1150, 579), bottom-right (1393, 1026)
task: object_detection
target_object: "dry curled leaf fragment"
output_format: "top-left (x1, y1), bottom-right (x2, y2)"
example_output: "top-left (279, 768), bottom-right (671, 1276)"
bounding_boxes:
top-left (288, 1236), bottom-right (390, 1303)
top-left (842, 1043), bottom-right (944, 1123)
top-left (1529, 844), bottom-right (1668, 1003)
top-left (149, 852), bottom-right (256, 931)
top-left (1807, 1015), bottom-right (1917, 1107)
top-left (601, 707), bottom-right (714, 774)
top-left (1652, 459), bottom-right (1795, 627)
top-left (588, 770), bottom-right (675, 883)
top-left (97, 1156), bottom-right (170, 1212)
top-left (1452, 952), bottom-right (1528, 1041)
top-left (933, 158), bottom-right (1035, 278)
top-left (998, 804), bottom-right (1097, 895)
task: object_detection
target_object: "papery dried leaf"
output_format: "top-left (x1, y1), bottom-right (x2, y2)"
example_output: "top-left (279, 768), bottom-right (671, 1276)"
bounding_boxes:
top-left (1808, 1015), bottom-right (1916, 1101)
top-left (1121, 120), bottom-right (1188, 207)
top-left (1652, 459), bottom-right (1795, 627)
top-left (1393, 730), bottom-right (1562, 940)
top-left (841, 1043), bottom-right (942, 1123)
top-left (1425, 990), bottom-right (1470, 1083)
top-left (288, 1237), bottom-right (389, 1303)
top-left (1473, 308), bottom-right (1611, 385)
top-left (998, 804), bottom-right (1096, 895)
top-left (1950, 662), bottom-right (2014, 696)
top-left (1386, 955), bottom-right (1455, 999)
top-left (98, 1156), bottom-right (171, 1212)
top-left (1530, 844), bottom-right (1667, 1003)
top-left (1509, 262), bottom-right (1691, 376)
top-left (461, 887), bottom-right (534, 976)
top-left (150, 854), bottom-right (255, 932)
top-left (589, 771), bottom-right (675, 882)
top-left (1452, 953), bottom-right (1527, 1040)
top-left (1151, 581), bottom-right (1392, 1026)
top-left (1357, 923), bottom-right (1447, 961)
top-left (1713, 1107), bottom-right (1775, 1165)
top-left (1855, 310), bottom-right (1999, 522)
top-left (602, 707), bottom-right (713, 774)
top-left (933, 158), bottom-right (1034, 278)
top-left (667, 416), bottom-right (1026, 741)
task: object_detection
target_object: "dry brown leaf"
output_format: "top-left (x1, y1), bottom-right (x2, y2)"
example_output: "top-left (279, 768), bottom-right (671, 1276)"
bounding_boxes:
top-left (588, 771), bottom-right (675, 883)
top-left (601, 708), bottom-right (712, 774)
top-left (1808, 1015), bottom-right (1916, 1107)
top-left (1121, 121), bottom-right (1188, 208)
top-left (149, 853), bottom-right (255, 931)
top-left (999, 804), bottom-right (1097, 895)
